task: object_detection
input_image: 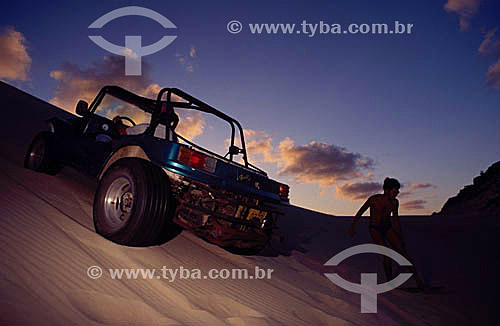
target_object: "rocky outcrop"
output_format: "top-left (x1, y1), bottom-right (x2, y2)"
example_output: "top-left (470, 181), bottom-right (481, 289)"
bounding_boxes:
top-left (438, 161), bottom-right (500, 216)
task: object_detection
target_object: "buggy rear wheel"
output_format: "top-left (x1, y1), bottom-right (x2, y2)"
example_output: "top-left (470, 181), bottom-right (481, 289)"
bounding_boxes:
top-left (93, 158), bottom-right (178, 246)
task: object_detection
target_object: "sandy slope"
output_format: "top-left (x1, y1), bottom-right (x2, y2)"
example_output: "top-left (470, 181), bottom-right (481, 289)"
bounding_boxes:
top-left (0, 81), bottom-right (497, 325)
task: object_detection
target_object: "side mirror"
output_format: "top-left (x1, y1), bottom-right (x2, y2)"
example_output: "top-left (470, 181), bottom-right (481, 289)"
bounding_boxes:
top-left (75, 100), bottom-right (89, 116)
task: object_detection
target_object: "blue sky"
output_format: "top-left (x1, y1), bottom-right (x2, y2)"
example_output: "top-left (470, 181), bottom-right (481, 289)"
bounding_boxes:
top-left (1, 0), bottom-right (499, 215)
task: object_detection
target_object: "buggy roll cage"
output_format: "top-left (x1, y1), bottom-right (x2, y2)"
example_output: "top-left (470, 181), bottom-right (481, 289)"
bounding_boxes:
top-left (88, 86), bottom-right (266, 176)
top-left (155, 88), bottom-right (266, 176)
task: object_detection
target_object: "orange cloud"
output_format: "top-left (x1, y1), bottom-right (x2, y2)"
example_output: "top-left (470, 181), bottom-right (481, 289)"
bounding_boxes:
top-left (176, 46), bottom-right (197, 72)
top-left (478, 28), bottom-right (500, 57)
top-left (240, 130), bottom-right (374, 187)
top-left (401, 200), bottom-right (427, 210)
top-left (486, 59), bottom-right (500, 87)
top-left (336, 182), bottom-right (381, 200)
top-left (0, 26), bottom-right (31, 81)
top-left (240, 129), bottom-right (276, 162)
top-left (189, 46), bottom-right (196, 58)
top-left (49, 56), bottom-right (164, 111)
top-left (398, 191), bottom-right (413, 198)
top-left (408, 183), bottom-right (437, 191)
top-left (444, 0), bottom-right (482, 31)
top-left (175, 112), bottom-right (205, 141)
top-left (98, 102), bottom-right (152, 126)
top-left (276, 138), bottom-right (374, 186)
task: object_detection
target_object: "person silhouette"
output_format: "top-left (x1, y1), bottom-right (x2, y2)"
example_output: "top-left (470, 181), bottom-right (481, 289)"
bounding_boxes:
top-left (348, 177), bottom-right (426, 290)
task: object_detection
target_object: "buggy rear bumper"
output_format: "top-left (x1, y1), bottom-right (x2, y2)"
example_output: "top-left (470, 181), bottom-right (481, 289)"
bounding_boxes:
top-left (163, 168), bottom-right (283, 249)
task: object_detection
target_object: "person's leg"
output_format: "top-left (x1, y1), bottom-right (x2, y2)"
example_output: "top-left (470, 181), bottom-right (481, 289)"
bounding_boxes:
top-left (369, 227), bottom-right (392, 282)
top-left (385, 229), bottom-right (426, 289)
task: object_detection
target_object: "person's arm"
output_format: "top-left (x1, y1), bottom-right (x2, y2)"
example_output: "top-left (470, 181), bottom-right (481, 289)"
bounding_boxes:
top-left (392, 199), bottom-right (403, 238)
top-left (348, 197), bottom-right (371, 237)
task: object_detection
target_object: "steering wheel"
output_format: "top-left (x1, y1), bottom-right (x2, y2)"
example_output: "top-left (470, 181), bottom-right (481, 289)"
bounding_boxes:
top-left (115, 116), bottom-right (136, 127)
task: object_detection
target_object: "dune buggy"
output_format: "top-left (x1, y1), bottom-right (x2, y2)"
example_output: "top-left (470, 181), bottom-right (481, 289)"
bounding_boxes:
top-left (25, 86), bottom-right (289, 251)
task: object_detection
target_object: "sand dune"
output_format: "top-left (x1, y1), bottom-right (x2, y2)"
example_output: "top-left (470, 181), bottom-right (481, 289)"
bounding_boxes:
top-left (0, 81), bottom-right (496, 325)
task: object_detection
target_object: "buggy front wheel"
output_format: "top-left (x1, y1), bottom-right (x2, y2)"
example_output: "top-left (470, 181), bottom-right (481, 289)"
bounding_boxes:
top-left (24, 131), bottom-right (62, 175)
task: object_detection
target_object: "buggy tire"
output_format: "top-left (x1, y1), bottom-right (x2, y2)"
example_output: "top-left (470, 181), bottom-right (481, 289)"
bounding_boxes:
top-left (93, 158), bottom-right (176, 246)
top-left (24, 131), bottom-right (62, 175)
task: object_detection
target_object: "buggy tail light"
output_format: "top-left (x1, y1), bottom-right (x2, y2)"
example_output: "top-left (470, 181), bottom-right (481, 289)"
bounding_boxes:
top-left (279, 184), bottom-right (289, 200)
top-left (178, 146), bottom-right (217, 173)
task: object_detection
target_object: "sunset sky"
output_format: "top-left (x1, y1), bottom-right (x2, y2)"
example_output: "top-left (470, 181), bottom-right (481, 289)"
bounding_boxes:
top-left (1, 0), bottom-right (499, 215)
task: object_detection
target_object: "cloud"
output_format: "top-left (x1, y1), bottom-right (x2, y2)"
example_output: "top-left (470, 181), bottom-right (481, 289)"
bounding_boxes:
top-left (478, 28), bottom-right (500, 57)
top-left (486, 59), bottom-right (500, 87)
top-left (0, 26), bottom-right (31, 81)
top-left (176, 46), bottom-right (197, 72)
top-left (246, 137), bottom-right (274, 161)
top-left (395, 183), bottom-right (436, 200)
top-left (398, 191), bottom-right (413, 198)
top-left (401, 200), bottom-right (427, 210)
top-left (241, 130), bottom-right (374, 187)
top-left (119, 48), bottom-right (139, 60)
top-left (240, 129), bottom-right (275, 162)
top-left (49, 55), bottom-right (205, 140)
top-left (189, 46), bottom-right (196, 58)
top-left (99, 103), bottom-right (152, 126)
top-left (444, 0), bottom-right (482, 31)
top-left (49, 56), bottom-right (162, 110)
top-left (335, 181), bottom-right (435, 201)
top-left (244, 129), bottom-right (269, 139)
top-left (276, 138), bottom-right (375, 186)
top-left (175, 112), bottom-right (205, 141)
top-left (336, 182), bottom-right (382, 200)
top-left (469, 24), bottom-right (500, 91)
top-left (408, 183), bottom-right (437, 191)
top-left (224, 129), bottom-right (274, 164)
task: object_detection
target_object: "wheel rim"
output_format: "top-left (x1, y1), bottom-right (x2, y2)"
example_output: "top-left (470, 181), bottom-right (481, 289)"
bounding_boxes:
top-left (29, 138), bottom-right (46, 169)
top-left (103, 176), bottom-right (134, 232)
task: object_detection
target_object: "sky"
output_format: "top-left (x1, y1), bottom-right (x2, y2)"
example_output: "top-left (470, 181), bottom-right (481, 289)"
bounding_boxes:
top-left (1, 0), bottom-right (499, 216)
